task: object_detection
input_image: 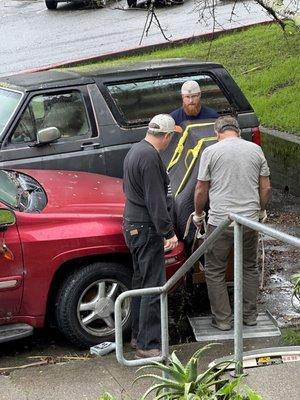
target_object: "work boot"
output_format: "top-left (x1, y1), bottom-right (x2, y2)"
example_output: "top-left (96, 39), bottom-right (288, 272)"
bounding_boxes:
top-left (211, 317), bottom-right (232, 331)
top-left (243, 318), bottom-right (257, 326)
top-left (135, 348), bottom-right (161, 358)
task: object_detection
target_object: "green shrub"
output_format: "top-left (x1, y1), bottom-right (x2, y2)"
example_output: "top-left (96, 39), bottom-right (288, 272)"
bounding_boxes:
top-left (281, 327), bottom-right (300, 345)
top-left (291, 272), bottom-right (300, 306)
top-left (98, 393), bottom-right (116, 400)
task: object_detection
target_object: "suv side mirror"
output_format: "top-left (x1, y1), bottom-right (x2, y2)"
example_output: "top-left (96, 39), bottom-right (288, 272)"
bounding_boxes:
top-left (0, 209), bottom-right (16, 230)
top-left (35, 127), bottom-right (61, 146)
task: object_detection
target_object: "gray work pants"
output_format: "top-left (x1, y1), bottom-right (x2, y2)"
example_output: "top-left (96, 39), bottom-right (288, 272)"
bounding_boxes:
top-left (204, 224), bottom-right (259, 323)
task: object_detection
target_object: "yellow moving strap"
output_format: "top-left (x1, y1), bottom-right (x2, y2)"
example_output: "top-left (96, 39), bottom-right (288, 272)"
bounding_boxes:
top-left (175, 136), bottom-right (216, 197)
top-left (167, 122), bottom-right (214, 172)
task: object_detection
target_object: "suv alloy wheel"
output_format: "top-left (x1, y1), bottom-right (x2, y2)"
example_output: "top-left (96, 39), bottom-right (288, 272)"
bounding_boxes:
top-left (55, 262), bottom-right (132, 348)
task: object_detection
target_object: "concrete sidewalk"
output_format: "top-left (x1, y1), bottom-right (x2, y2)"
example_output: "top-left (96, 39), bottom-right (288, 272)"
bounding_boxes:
top-left (0, 336), bottom-right (299, 400)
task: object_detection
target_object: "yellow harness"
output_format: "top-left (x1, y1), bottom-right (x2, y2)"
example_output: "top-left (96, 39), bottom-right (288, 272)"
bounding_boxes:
top-left (167, 122), bottom-right (214, 172)
top-left (175, 136), bottom-right (216, 197)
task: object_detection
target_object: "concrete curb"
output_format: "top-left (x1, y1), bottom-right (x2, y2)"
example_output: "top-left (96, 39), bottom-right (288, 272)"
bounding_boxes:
top-left (16, 20), bottom-right (274, 75)
top-left (261, 126), bottom-right (300, 197)
top-left (261, 126), bottom-right (300, 144)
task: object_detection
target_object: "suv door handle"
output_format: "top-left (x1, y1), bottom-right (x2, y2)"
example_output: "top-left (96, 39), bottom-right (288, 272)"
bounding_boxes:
top-left (81, 142), bottom-right (101, 150)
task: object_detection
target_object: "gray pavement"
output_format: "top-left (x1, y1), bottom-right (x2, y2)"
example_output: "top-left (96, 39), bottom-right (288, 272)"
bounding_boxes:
top-left (0, 0), bottom-right (273, 76)
top-left (0, 336), bottom-right (299, 399)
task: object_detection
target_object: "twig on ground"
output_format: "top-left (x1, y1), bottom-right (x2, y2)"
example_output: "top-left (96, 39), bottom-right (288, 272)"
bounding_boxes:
top-left (0, 360), bottom-right (49, 373)
top-left (0, 353), bottom-right (92, 374)
top-left (242, 66), bottom-right (262, 74)
top-left (28, 354), bottom-right (91, 361)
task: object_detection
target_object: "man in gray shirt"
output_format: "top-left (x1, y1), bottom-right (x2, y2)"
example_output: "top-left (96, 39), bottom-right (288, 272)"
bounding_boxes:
top-left (194, 116), bottom-right (271, 330)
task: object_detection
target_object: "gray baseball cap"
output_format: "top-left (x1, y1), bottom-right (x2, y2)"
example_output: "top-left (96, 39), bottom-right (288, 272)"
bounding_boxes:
top-left (181, 80), bottom-right (201, 95)
top-left (148, 114), bottom-right (182, 134)
top-left (214, 116), bottom-right (240, 133)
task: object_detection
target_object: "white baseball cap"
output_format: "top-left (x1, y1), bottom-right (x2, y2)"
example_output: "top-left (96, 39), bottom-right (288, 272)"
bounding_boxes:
top-left (148, 114), bottom-right (182, 134)
top-left (181, 80), bottom-right (201, 95)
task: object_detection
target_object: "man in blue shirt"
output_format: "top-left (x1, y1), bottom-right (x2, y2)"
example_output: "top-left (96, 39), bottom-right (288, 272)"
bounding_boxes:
top-left (170, 80), bottom-right (219, 125)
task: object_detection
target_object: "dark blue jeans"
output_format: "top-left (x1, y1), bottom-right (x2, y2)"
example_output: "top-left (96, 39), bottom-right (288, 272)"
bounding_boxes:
top-left (123, 222), bottom-right (166, 350)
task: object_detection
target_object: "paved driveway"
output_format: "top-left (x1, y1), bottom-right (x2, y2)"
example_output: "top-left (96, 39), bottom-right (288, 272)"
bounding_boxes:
top-left (0, 0), bottom-right (272, 76)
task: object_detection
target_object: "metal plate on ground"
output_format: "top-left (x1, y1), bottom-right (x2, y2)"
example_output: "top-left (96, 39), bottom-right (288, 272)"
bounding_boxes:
top-left (188, 313), bottom-right (281, 342)
top-left (209, 346), bottom-right (300, 369)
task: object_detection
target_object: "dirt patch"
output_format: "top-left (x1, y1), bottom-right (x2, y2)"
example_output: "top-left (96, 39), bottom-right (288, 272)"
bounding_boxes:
top-left (257, 208), bottom-right (300, 327)
top-left (168, 201), bottom-right (300, 344)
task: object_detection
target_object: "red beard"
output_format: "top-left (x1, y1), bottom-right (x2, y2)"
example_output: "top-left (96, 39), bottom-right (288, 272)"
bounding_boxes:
top-left (183, 103), bottom-right (201, 116)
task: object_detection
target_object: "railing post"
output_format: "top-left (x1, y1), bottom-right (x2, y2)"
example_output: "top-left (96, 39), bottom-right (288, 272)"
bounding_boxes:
top-left (234, 221), bottom-right (243, 375)
top-left (161, 292), bottom-right (169, 363)
top-left (161, 292), bottom-right (169, 383)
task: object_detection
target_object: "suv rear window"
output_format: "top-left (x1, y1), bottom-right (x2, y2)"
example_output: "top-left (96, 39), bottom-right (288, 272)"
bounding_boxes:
top-left (106, 74), bottom-right (232, 126)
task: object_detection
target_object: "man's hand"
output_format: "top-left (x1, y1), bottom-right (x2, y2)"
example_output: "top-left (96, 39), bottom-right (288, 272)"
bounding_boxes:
top-left (259, 210), bottom-right (267, 223)
top-left (192, 211), bottom-right (206, 229)
top-left (164, 234), bottom-right (178, 252)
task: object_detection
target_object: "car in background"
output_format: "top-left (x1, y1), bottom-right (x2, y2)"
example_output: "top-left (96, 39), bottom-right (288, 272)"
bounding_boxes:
top-left (0, 169), bottom-right (185, 348)
top-left (45, 0), bottom-right (72, 9)
top-left (0, 59), bottom-right (261, 178)
top-left (45, 0), bottom-right (105, 10)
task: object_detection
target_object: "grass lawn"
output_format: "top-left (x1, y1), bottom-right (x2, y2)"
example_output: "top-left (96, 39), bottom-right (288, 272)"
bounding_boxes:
top-left (281, 327), bottom-right (300, 345)
top-left (70, 23), bottom-right (300, 135)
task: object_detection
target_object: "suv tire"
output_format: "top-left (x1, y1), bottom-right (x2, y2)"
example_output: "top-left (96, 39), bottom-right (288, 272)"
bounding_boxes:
top-left (55, 262), bottom-right (132, 348)
top-left (45, 0), bottom-right (58, 9)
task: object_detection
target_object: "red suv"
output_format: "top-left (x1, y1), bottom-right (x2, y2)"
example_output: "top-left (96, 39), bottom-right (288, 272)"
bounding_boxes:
top-left (0, 169), bottom-right (185, 348)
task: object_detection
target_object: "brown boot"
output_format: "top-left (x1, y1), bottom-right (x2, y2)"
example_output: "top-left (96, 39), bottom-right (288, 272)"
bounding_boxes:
top-left (243, 318), bottom-right (257, 326)
top-left (135, 348), bottom-right (161, 358)
top-left (130, 338), bottom-right (137, 349)
top-left (211, 317), bottom-right (232, 331)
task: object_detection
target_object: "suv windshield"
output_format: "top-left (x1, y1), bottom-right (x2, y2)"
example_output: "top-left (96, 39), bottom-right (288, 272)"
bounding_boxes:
top-left (0, 88), bottom-right (22, 136)
top-left (0, 170), bottom-right (47, 212)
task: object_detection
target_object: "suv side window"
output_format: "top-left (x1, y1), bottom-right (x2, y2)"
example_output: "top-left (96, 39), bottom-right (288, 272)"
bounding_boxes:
top-left (106, 74), bottom-right (232, 126)
top-left (10, 91), bottom-right (90, 144)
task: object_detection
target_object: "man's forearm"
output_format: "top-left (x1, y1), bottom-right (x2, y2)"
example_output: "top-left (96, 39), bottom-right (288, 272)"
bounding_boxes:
top-left (194, 180), bottom-right (209, 215)
top-left (259, 176), bottom-right (271, 210)
top-left (260, 187), bottom-right (271, 210)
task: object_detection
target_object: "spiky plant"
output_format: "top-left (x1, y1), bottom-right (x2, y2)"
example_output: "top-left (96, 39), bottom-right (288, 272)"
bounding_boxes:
top-left (134, 343), bottom-right (262, 400)
top-left (98, 393), bottom-right (116, 400)
top-left (291, 272), bottom-right (300, 310)
top-left (134, 343), bottom-right (228, 399)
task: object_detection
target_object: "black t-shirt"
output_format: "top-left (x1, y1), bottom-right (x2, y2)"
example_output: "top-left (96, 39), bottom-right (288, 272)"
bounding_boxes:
top-left (123, 139), bottom-right (174, 239)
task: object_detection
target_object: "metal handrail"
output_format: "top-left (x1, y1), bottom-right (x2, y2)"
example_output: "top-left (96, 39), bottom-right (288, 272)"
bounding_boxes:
top-left (115, 218), bottom-right (231, 366)
top-left (229, 213), bottom-right (300, 374)
top-left (115, 213), bottom-right (300, 374)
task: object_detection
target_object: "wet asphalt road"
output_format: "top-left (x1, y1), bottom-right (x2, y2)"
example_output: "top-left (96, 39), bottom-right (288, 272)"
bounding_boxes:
top-left (0, 0), bottom-right (272, 76)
